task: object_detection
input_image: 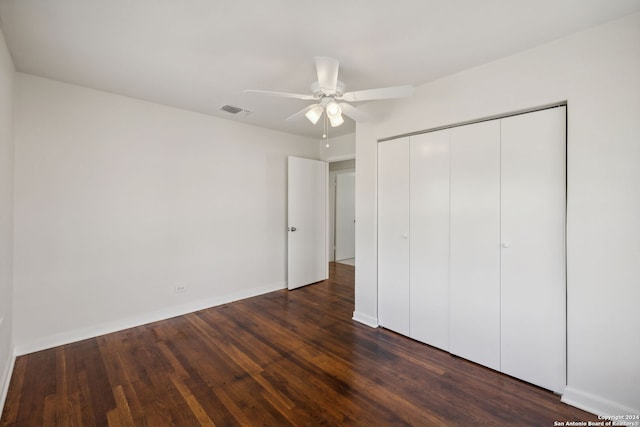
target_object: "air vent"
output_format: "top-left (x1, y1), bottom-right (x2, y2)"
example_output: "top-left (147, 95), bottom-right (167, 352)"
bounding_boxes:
top-left (220, 105), bottom-right (250, 115)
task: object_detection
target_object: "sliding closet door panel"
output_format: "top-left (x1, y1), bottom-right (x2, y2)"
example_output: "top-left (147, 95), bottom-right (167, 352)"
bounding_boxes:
top-left (409, 130), bottom-right (450, 350)
top-left (377, 137), bottom-right (410, 336)
top-left (500, 107), bottom-right (566, 393)
top-left (449, 120), bottom-right (501, 371)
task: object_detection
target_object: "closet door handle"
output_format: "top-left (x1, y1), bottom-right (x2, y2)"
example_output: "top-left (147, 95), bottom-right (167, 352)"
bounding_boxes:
top-left (501, 241), bottom-right (511, 248)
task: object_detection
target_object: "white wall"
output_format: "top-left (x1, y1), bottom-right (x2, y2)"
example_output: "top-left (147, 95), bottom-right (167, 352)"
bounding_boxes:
top-left (0, 24), bottom-right (15, 411)
top-left (319, 133), bottom-right (355, 161)
top-left (355, 13), bottom-right (640, 415)
top-left (353, 122), bottom-right (378, 328)
top-left (13, 73), bottom-right (319, 354)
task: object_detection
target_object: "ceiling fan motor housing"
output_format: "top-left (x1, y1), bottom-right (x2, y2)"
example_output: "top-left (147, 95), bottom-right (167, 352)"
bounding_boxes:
top-left (311, 80), bottom-right (346, 98)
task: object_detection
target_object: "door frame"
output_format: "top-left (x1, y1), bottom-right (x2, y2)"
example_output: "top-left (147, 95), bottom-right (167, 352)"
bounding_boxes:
top-left (326, 154), bottom-right (355, 265)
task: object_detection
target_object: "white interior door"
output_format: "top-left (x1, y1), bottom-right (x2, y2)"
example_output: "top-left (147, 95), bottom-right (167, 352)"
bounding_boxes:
top-left (377, 137), bottom-right (410, 336)
top-left (500, 107), bottom-right (566, 393)
top-left (335, 172), bottom-right (356, 261)
top-left (287, 156), bottom-right (328, 290)
top-left (410, 130), bottom-right (451, 351)
top-left (449, 120), bottom-right (501, 371)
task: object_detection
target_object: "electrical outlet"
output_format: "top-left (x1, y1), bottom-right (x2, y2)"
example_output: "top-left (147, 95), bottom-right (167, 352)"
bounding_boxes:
top-left (175, 285), bottom-right (187, 293)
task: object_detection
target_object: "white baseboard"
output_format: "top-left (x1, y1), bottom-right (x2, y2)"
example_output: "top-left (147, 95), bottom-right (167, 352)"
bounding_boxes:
top-left (14, 281), bottom-right (286, 356)
top-left (562, 386), bottom-right (640, 417)
top-left (352, 311), bottom-right (378, 328)
top-left (0, 344), bottom-right (16, 419)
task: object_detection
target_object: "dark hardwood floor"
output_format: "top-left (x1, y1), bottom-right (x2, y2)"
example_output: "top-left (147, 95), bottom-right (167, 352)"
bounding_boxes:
top-left (2, 262), bottom-right (596, 426)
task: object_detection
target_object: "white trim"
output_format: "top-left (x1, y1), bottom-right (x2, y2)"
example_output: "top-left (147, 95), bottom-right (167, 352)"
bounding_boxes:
top-left (0, 344), bottom-right (16, 419)
top-left (325, 161), bottom-right (330, 280)
top-left (14, 282), bottom-right (286, 356)
top-left (325, 154), bottom-right (355, 163)
top-left (562, 386), bottom-right (640, 416)
top-left (377, 102), bottom-right (567, 142)
top-left (352, 311), bottom-right (379, 328)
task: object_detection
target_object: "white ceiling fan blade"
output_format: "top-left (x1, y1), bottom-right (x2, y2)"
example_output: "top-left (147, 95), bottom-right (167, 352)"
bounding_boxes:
top-left (341, 85), bottom-right (414, 102)
top-left (286, 104), bottom-right (317, 121)
top-left (244, 89), bottom-right (315, 100)
top-left (315, 56), bottom-right (339, 93)
top-left (339, 103), bottom-right (370, 122)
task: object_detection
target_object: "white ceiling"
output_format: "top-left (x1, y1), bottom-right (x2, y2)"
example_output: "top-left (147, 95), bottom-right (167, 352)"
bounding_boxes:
top-left (1, 0), bottom-right (639, 138)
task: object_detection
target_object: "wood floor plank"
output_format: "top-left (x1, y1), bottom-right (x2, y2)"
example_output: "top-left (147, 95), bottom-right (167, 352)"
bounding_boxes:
top-left (97, 337), bottom-right (148, 427)
top-left (1, 263), bottom-right (599, 426)
top-left (211, 387), bottom-right (255, 426)
top-left (15, 348), bottom-right (56, 425)
top-left (109, 384), bottom-right (136, 427)
top-left (169, 374), bottom-right (216, 427)
top-left (0, 355), bottom-right (26, 425)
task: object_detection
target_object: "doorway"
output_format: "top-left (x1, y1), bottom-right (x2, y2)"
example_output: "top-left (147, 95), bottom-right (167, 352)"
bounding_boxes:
top-left (328, 159), bottom-right (356, 266)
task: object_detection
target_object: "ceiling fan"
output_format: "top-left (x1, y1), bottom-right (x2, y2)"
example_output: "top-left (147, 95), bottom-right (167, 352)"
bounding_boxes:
top-left (245, 57), bottom-right (414, 127)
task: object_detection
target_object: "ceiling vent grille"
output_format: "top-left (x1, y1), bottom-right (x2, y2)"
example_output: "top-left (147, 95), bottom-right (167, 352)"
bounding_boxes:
top-left (220, 105), bottom-right (250, 115)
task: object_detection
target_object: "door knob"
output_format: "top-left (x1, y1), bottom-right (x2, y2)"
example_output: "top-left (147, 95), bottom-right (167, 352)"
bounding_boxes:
top-left (501, 242), bottom-right (511, 248)
top-left (289, 226), bottom-right (297, 232)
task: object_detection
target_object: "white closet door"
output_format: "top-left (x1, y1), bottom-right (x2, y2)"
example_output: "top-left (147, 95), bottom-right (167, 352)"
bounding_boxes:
top-left (450, 120), bottom-right (501, 371)
top-left (410, 130), bottom-right (450, 350)
top-left (500, 107), bottom-right (566, 393)
top-left (378, 137), bottom-right (410, 336)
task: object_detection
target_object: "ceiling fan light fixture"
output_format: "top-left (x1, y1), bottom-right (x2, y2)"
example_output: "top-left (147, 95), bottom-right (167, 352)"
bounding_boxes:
top-left (305, 105), bottom-right (324, 125)
top-left (325, 101), bottom-right (341, 118)
top-left (325, 100), bottom-right (344, 127)
top-left (329, 113), bottom-right (344, 127)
